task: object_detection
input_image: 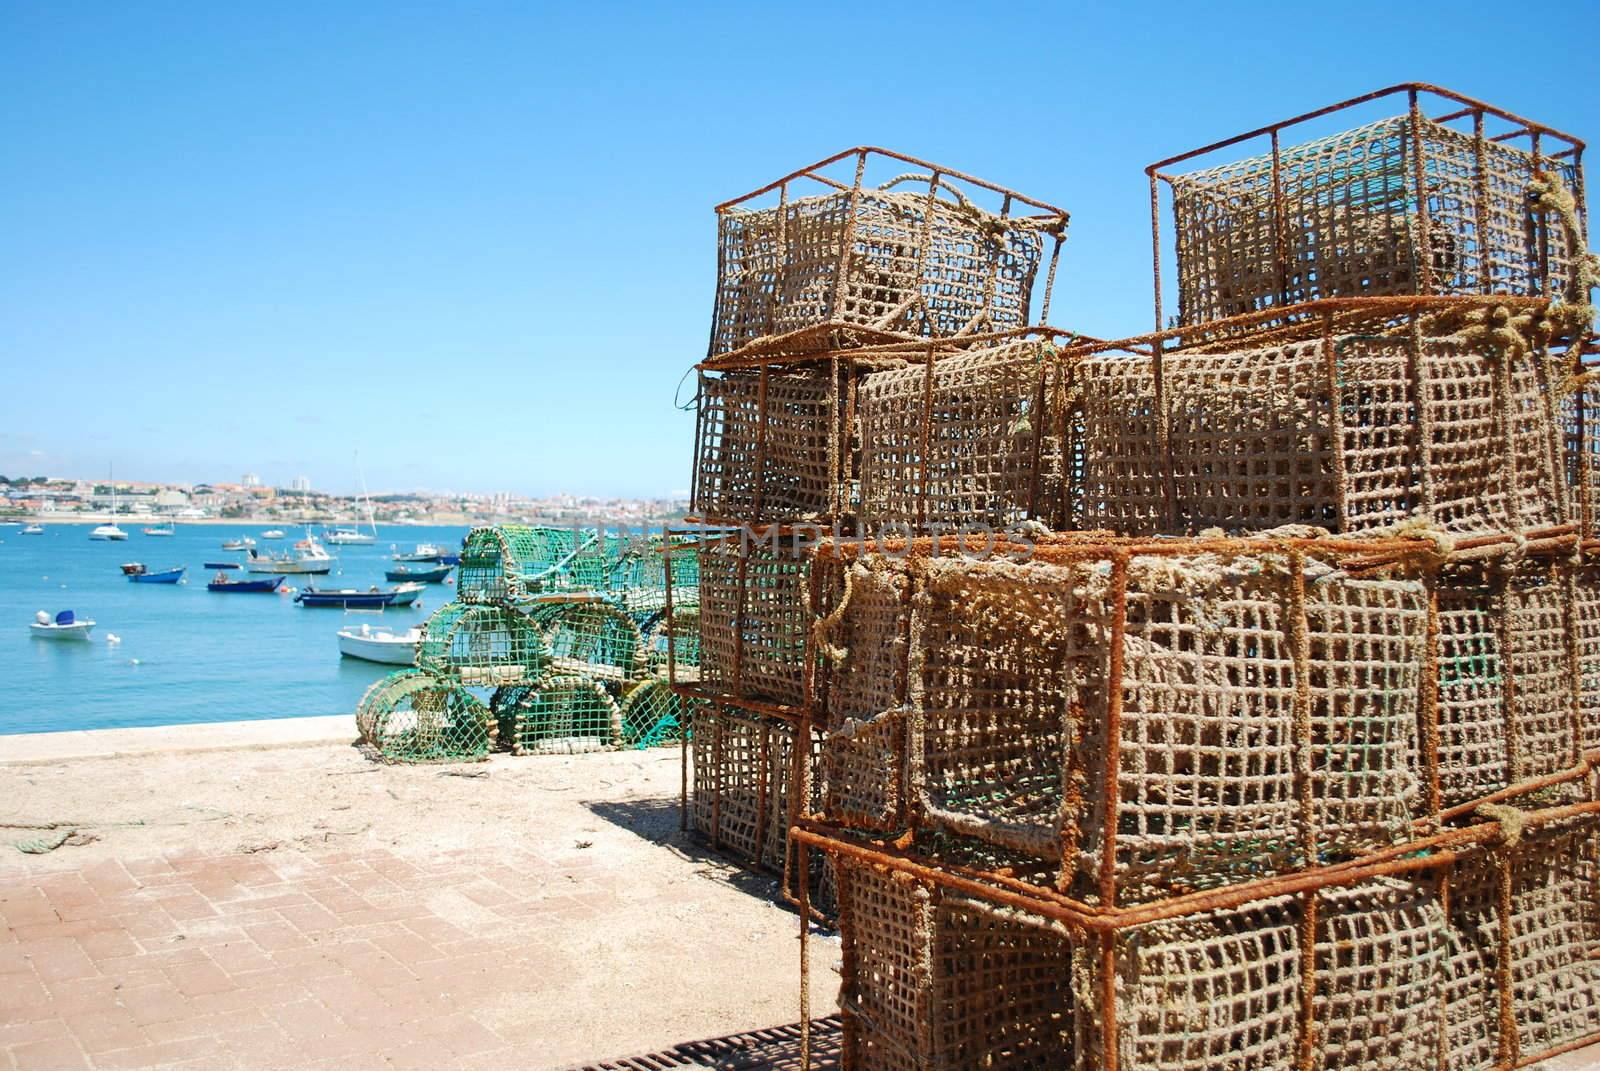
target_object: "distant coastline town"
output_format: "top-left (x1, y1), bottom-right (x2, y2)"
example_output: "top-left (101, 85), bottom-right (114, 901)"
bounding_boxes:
top-left (0, 473), bottom-right (688, 527)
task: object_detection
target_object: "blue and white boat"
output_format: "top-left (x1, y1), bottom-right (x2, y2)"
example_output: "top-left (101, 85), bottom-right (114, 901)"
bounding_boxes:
top-left (30, 610), bottom-right (95, 641)
top-left (384, 563), bottom-right (452, 584)
top-left (208, 573), bottom-right (285, 593)
top-left (122, 563), bottom-right (186, 584)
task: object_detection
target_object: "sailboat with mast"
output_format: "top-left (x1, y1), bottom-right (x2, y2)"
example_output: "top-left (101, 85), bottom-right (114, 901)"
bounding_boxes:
top-left (324, 453), bottom-right (378, 545)
top-left (89, 466), bottom-right (129, 541)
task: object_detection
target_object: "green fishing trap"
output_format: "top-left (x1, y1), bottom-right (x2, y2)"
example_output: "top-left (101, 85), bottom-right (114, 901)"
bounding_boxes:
top-left (416, 601), bottom-right (551, 686)
top-left (493, 674), bottom-right (622, 754)
top-left (356, 669), bottom-right (492, 764)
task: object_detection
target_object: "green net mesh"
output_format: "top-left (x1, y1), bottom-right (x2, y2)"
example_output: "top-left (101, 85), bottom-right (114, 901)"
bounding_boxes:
top-left (526, 600), bottom-right (647, 688)
top-left (618, 679), bottom-right (697, 748)
top-left (416, 602), bottom-right (550, 686)
top-left (456, 525), bottom-right (703, 614)
top-left (356, 669), bottom-right (492, 764)
top-left (494, 674), bottom-right (622, 754)
top-left (610, 535), bottom-right (703, 620)
top-left (457, 525), bottom-right (592, 603)
top-left (647, 605), bottom-right (702, 681)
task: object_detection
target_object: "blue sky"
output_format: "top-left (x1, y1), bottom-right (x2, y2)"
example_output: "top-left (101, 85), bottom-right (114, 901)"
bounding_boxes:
top-left (1, 1), bottom-right (1594, 497)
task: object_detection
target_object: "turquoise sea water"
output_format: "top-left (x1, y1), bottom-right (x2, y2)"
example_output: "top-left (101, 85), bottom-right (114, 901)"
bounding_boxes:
top-left (0, 523), bottom-right (470, 735)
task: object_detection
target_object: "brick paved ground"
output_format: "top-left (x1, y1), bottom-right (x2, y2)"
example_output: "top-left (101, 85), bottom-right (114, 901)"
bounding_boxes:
top-left (0, 746), bottom-right (837, 1071)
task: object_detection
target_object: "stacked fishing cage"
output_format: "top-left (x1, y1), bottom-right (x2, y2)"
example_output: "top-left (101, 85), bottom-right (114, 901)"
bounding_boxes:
top-left (780, 85), bottom-right (1600, 1070)
top-left (673, 148), bottom-right (1071, 890)
top-left (356, 524), bottom-right (700, 762)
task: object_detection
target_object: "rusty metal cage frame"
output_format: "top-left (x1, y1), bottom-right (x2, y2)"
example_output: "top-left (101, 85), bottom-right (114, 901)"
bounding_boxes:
top-left (1146, 83), bottom-right (1589, 340)
top-left (710, 147), bottom-right (1069, 360)
top-left (794, 531), bottom-right (1598, 910)
top-left (1063, 295), bottom-right (1581, 537)
top-left (691, 328), bottom-right (1088, 532)
top-left (792, 799), bottom-right (1600, 1071)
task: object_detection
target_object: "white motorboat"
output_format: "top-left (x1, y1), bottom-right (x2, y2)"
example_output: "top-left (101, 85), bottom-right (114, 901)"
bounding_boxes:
top-left (261, 529), bottom-right (285, 539)
top-left (30, 610), bottom-right (95, 641)
top-left (21, 524), bottom-right (43, 535)
top-left (245, 534), bottom-right (335, 575)
top-left (221, 536), bottom-right (257, 551)
top-left (142, 522), bottom-right (175, 536)
top-left (392, 542), bottom-right (445, 562)
top-left (336, 622), bottom-right (421, 665)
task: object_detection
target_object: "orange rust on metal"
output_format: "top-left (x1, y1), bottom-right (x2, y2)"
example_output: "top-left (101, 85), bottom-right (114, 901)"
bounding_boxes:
top-left (1146, 83), bottom-right (1585, 178)
top-left (1497, 852), bottom-right (1520, 1068)
top-left (1296, 888), bottom-right (1319, 1071)
top-left (1420, 573), bottom-right (1444, 826)
top-left (715, 145), bottom-right (1069, 218)
top-left (1099, 552), bottom-right (1130, 909)
top-left (1100, 930), bottom-right (1120, 1071)
top-left (797, 798), bottom-right (1600, 934)
top-left (698, 324), bottom-right (1103, 372)
top-left (1409, 89), bottom-right (1437, 294)
top-left (669, 683), bottom-right (809, 724)
top-left (1060, 294), bottom-right (1572, 362)
top-left (1433, 758), bottom-right (1598, 823)
top-left (750, 367), bottom-right (771, 523)
top-left (1287, 553), bottom-right (1318, 867)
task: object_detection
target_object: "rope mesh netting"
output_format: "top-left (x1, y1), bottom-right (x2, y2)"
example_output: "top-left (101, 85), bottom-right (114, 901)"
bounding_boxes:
top-left (1075, 322), bottom-right (1567, 538)
top-left (710, 161), bottom-right (1065, 356)
top-left (356, 669), bottom-right (492, 764)
top-left (1170, 116), bottom-right (1582, 327)
top-left (826, 815), bottom-right (1600, 1071)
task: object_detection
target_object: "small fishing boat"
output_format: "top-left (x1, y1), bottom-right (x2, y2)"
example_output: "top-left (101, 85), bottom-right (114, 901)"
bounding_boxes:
top-left (122, 563), bottom-right (186, 584)
top-left (221, 536), bottom-right (257, 551)
top-left (30, 609), bottom-right (95, 640)
top-left (261, 529), bottom-right (285, 539)
top-left (336, 622), bottom-right (421, 665)
top-left (208, 573), bottom-right (285, 593)
top-left (20, 524), bottom-right (43, 535)
top-left (392, 542), bottom-right (446, 562)
top-left (143, 522), bottom-right (176, 537)
top-left (388, 582), bottom-right (424, 607)
top-left (202, 561), bottom-right (241, 570)
top-left (295, 587), bottom-right (397, 609)
top-left (245, 536), bottom-right (334, 575)
top-left (384, 563), bottom-right (452, 584)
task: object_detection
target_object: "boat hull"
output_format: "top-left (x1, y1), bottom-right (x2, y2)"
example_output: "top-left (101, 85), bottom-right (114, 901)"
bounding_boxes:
top-left (337, 631), bottom-right (419, 665)
top-left (296, 590), bottom-right (394, 609)
top-left (128, 567), bottom-right (185, 584)
top-left (208, 576), bottom-right (285, 593)
top-left (203, 562), bottom-right (241, 570)
top-left (30, 622), bottom-right (95, 641)
top-left (387, 584), bottom-right (424, 607)
top-left (89, 529), bottom-right (128, 541)
top-left (384, 565), bottom-right (451, 583)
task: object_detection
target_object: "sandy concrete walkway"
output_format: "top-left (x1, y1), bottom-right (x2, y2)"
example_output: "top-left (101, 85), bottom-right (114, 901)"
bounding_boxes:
top-left (0, 735), bottom-right (837, 1070)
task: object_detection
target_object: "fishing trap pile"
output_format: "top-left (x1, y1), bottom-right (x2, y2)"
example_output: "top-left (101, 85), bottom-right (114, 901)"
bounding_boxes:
top-left (669, 85), bottom-right (1600, 1071)
top-left (356, 525), bottom-right (700, 762)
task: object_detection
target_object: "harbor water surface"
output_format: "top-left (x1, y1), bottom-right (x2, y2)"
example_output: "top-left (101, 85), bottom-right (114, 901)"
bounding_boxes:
top-left (0, 524), bottom-right (469, 734)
